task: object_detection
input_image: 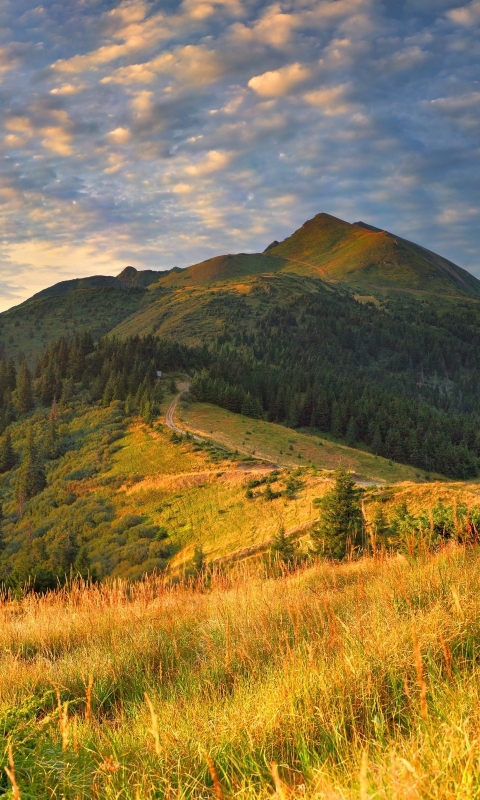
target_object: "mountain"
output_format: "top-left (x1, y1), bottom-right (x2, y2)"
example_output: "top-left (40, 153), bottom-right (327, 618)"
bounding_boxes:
top-left (152, 212), bottom-right (480, 298)
top-left (29, 265), bottom-right (173, 301)
top-left (1, 212), bottom-right (480, 366)
top-left (264, 213), bottom-right (480, 296)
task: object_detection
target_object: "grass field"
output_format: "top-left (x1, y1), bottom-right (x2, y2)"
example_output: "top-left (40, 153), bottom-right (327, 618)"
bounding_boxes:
top-left (2, 548), bottom-right (480, 798)
top-left (178, 402), bottom-right (424, 482)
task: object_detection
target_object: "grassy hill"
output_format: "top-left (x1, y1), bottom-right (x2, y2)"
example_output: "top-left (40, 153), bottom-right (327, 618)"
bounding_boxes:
top-left (152, 212), bottom-right (480, 298)
top-left (0, 380), bottom-right (431, 586)
top-left (265, 212), bottom-right (480, 296)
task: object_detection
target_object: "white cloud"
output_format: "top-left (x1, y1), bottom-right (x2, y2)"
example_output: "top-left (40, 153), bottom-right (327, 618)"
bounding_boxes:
top-left (180, 0), bottom-right (244, 21)
top-left (102, 44), bottom-right (222, 88)
top-left (446, 1), bottom-right (480, 25)
top-left (230, 5), bottom-right (300, 47)
top-left (184, 150), bottom-right (233, 176)
top-left (248, 63), bottom-right (311, 97)
top-left (107, 127), bottom-right (132, 144)
top-left (50, 83), bottom-right (88, 96)
top-left (303, 83), bottom-right (355, 115)
top-left (430, 92), bottom-right (480, 112)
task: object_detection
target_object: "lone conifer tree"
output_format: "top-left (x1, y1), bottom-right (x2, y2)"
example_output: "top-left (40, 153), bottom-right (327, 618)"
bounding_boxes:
top-left (270, 525), bottom-right (295, 564)
top-left (15, 427), bottom-right (46, 507)
top-left (311, 469), bottom-right (363, 560)
top-left (0, 428), bottom-right (16, 473)
top-left (15, 360), bottom-right (34, 414)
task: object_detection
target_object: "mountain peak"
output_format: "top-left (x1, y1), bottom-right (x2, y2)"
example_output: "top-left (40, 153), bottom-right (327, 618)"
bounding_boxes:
top-left (117, 266), bottom-right (138, 284)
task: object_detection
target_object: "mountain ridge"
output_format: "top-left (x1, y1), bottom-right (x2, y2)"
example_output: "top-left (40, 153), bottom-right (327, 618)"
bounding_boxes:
top-left (2, 212), bottom-right (480, 364)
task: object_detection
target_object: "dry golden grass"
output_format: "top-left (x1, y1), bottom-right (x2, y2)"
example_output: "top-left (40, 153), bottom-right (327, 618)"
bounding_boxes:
top-left (2, 548), bottom-right (480, 797)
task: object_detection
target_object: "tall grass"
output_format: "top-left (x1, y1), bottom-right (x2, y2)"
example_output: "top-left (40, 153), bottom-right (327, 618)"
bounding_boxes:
top-left (2, 548), bottom-right (480, 797)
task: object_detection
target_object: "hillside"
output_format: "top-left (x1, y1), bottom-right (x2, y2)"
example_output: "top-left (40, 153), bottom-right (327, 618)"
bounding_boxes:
top-left (0, 267), bottom-right (176, 365)
top-left (2, 212), bottom-right (479, 367)
top-left (264, 212), bottom-right (480, 296)
top-left (2, 549), bottom-right (480, 798)
top-left (150, 212), bottom-right (480, 298)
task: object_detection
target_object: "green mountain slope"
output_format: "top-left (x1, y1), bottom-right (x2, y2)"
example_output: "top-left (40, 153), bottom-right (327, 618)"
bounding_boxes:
top-left (2, 211), bottom-right (479, 367)
top-left (148, 212), bottom-right (480, 298)
top-left (265, 213), bottom-right (480, 296)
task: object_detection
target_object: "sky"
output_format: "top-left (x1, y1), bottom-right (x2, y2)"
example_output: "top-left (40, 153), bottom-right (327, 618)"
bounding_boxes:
top-left (0, 0), bottom-right (479, 310)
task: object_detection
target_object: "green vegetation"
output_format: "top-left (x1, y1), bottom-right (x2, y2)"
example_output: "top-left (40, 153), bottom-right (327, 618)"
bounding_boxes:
top-left (0, 286), bottom-right (151, 364)
top-left (311, 469), bottom-right (363, 559)
top-left (186, 287), bottom-right (480, 478)
top-left (266, 212), bottom-right (480, 296)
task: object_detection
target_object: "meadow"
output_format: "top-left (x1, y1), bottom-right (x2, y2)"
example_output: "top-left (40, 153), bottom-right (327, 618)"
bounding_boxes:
top-left (2, 547), bottom-right (480, 798)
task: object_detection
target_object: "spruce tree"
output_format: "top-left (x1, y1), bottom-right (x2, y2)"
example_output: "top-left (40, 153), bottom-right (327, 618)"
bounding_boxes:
top-left (192, 545), bottom-right (205, 574)
top-left (45, 416), bottom-right (58, 459)
top-left (15, 427), bottom-right (46, 506)
top-left (125, 393), bottom-right (134, 415)
top-left (15, 361), bottom-right (34, 414)
top-left (0, 428), bottom-right (16, 473)
top-left (311, 470), bottom-right (363, 560)
top-left (270, 526), bottom-right (295, 564)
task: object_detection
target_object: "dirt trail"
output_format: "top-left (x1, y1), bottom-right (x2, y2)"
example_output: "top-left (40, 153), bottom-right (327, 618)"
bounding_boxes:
top-left (164, 382), bottom-right (279, 466)
top-left (165, 382), bottom-right (198, 438)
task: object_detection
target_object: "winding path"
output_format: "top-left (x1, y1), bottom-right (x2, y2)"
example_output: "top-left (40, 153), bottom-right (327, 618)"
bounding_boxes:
top-left (165, 385), bottom-right (189, 435)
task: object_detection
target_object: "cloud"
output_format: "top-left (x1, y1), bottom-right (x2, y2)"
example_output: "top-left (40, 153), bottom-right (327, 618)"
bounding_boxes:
top-left (107, 126), bottom-right (132, 144)
top-left (446, 1), bottom-right (480, 25)
top-left (429, 92), bottom-right (480, 112)
top-left (1, 0), bottom-right (480, 310)
top-left (248, 63), bottom-right (311, 97)
top-left (51, 5), bottom-right (169, 74)
top-left (50, 84), bottom-right (88, 96)
top-left (303, 83), bottom-right (355, 115)
top-left (184, 149), bottom-right (233, 176)
top-left (101, 44), bottom-right (223, 88)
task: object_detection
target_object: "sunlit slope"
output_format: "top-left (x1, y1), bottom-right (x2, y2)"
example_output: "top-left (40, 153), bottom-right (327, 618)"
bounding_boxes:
top-left (156, 252), bottom-right (289, 288)
top-left (177, 402), bottom-right (425, 483)
top-left (111, 272), bottom-right (324, 344)
top-left (267, 212), bottom-right (480, 296)
top-left (105, 399), bottom-right (424, 570)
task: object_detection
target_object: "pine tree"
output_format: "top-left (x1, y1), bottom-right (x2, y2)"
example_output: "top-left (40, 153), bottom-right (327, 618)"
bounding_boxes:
top-left (0, 428), bottom-right (16, 473)
top-left (125, 393), bottom-right (134, 415)
top-left (345, 417), bottom-right (357, 447)
top-left (15, 361), bottom-right (34, 414)
top-left (372, 425), bottom-right (383, 456)
top-left (311, 470), bottom-right (364, 560)
top-left (15, 427), bottom-right (46, 506)
top-left (192, 545), bottom-right (205, 574)
top-left (102, 374), bottom-right (115, 406)
top-left (45, 416), bottom-right (58, 459)
top-left (6, 359), bottom-right (16, 392)
top-left (270, 526), bottom-right (295, 564)
top-left (38, 362), bottom-right (57, 406)
top-left (0, 502), bottom-right (4, 552)
top-left (74, 546), bottom-right (91, 579)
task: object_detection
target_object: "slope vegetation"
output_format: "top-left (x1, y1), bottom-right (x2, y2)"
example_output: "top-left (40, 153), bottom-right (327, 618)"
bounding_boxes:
top-left (266, 212), bottom-right (480, 296)
top-left (2, 549), bottom-right (480, 797)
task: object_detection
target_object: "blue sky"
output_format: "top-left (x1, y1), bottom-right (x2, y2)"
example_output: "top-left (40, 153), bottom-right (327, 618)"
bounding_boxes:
top-left (0, 0), bottom-right (479, 309)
